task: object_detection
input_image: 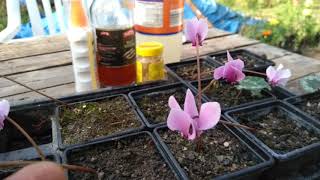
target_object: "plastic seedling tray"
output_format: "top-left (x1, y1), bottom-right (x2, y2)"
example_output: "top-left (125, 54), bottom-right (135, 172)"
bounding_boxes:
top-left (206, 49), bottom-right (275, 72)
top-left (154, 117), bottom-right (274, 180)
top-left (63, 131), bottom-right (182, 180)
top-left (225, 100), bottom-right (320, 177)
top-left (53, 94), bottom-right (145, 150)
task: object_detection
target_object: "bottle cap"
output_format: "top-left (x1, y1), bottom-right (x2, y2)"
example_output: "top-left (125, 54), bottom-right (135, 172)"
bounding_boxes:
top-left (137, 42), bottom-right (164, 57)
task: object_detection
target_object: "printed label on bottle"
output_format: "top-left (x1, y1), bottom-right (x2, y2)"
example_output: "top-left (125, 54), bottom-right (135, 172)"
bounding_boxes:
top-left (95, 28), bottom-right (136, 67)
top-left (170, 8), bottom-right (183, 27)
top-left (134, 0), bottom-right (163, 28)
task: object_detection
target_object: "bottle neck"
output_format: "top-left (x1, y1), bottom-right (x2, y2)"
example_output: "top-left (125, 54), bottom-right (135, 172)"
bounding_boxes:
top-left (70, 0), bottom-right (88, 28)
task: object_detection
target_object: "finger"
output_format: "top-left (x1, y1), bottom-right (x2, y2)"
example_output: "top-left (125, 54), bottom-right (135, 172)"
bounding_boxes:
top-left (5, 161), bottom-right (66, 180)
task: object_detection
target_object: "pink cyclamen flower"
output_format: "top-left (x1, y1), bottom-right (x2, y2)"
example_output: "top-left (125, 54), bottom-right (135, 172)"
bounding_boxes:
top-left (0, 100), bottom-right (10, 130)
top-left (185, 18), bottom-right (208, 46)
top-left (167, 89), bottom-right (221, 140)
top-left (266, 64), bottom-right (291, 86)
top-left (214, 51), bottom-right (246, 83)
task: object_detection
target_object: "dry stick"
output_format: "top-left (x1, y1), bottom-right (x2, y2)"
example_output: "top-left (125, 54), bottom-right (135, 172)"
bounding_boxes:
top-left (0, 161), bottom-right (97, 174)
top-left (243, 70), bottom-right (267, 77)
top-left (5, 117), bottom-right (46, 161)
top-left (0, 75), bottom-right (69, 107)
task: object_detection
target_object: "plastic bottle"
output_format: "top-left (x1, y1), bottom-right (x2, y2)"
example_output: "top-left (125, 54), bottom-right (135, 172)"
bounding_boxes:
top-left (134, 0), bottom-right (184, 64)
top-left (68, 0), bottom-right (98, 92)
top-left (90, 0), bottom-right (136, 87)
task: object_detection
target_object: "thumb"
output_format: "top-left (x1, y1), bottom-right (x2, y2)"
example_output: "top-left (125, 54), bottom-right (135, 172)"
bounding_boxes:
top-left (5, 161), bottom-right (66, 180)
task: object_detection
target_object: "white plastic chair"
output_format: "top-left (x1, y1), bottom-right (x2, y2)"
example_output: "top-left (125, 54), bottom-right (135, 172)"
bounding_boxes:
top-left (0, 0), bottom-right (67, 42)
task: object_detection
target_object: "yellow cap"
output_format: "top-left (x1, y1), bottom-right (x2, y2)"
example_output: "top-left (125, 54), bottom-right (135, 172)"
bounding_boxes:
top-left (137, 42), bottom-right (164, 57)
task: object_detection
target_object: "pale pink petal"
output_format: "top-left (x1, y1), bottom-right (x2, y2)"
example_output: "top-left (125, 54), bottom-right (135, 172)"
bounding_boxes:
top-left (167, 109), bottom-right (196, 140)
top-left (227, 50), bottom-right (234, 62)
top-left (223, 63), bottom-right (245, 83)
top-left (168, 96), bottom-right (182, 110)
top-left (197, 18), bottom-right (208, 44)
top-left (184, 89), bottom-right (198, 118)
top-left (228, 59), bottom-right (245, 70)
top-left (266, 66), bottom-right (277, 82)
top-left (185, 18), bottom-right (198, 46)
top-left (0, 100), bottom-right (10, 130)
top-left (213, 65), bottom-right (225, 80)
top-left (198, 102), bottom-right (221, 130)
top-left (276, 78), bottom-right (290, 86)
top-left (276, 64), bottom-right (284, 71)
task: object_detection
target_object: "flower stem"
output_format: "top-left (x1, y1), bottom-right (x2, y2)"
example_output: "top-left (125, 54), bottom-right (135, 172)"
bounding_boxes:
top-left (0, 160), bottom-right (97, 174)
top-left (196, 38), bottom-right (202, 110)
top-left (6, 117), bottom-right (46, 161)
top-left (0, 75), bottom-right (69, 107)
top-left (243, 70), bottom-right (267, 77)
top-left (220, 119), bottom-right (256, 131)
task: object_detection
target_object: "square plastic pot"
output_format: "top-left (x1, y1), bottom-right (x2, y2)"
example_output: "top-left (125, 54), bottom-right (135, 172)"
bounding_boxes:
top-left (153, 117), bottom-right (274, 180)
top-left (225, 100), bottom-right (320, 177)
top-left (62, 131), bottom-right (182, 180)
top-left (206, 49), bottom-right (275, 72)
top-left (52, 94), bottom-right (145, 150)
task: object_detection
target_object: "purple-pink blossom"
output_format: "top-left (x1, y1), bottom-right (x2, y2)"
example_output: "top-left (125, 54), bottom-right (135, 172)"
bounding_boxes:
top-left (0, 100), bottom-right (10, 130)
top-left (213, 51), bottom-right (245, 83)
top-left (266, 64), bottom-right (291, 86)
top-left (167, 89), bottom-right (221, 140)
top-left (185, 18), bottom-right (208, 46)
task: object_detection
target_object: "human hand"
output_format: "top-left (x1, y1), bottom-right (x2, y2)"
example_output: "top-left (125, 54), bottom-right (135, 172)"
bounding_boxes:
top-left (5, 161), bottom-right (66, 180)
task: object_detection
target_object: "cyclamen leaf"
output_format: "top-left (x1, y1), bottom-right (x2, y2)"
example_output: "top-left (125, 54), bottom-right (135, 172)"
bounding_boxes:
top-left (299, 74), bottom-right (320, 93)
top-left (236, 76), bottom-right (271, 95)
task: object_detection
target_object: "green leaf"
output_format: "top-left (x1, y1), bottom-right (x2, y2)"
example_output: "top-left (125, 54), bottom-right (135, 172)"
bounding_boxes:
top-left (299, 75), bottom-right (320, 93)
top-left (236, 76), bottom-right (271, 96)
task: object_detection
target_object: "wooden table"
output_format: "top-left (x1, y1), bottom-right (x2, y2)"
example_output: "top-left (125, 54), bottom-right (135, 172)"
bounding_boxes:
top-left (1, 28), bottom-right (320, 106)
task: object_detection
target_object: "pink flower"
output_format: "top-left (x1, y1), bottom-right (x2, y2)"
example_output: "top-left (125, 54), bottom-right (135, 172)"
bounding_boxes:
top-left (167, 89), bottom-right (221, 140)
top-left (185, 18), bottom-right (208, 46)
top-left (266, 64), bottom-right (291, 86)
top-left (213, 51), bottom-right (245, 83)
top-left (0, 100), bottom-right (10, 130)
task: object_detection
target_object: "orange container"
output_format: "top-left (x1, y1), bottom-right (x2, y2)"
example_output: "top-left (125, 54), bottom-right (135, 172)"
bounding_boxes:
top-left (134, 0), bottom-right (184, 34)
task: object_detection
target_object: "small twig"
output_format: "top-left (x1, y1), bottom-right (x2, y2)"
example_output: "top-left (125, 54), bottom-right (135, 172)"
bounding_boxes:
top-left (6, 117), bottom-right (46, 161)
top-left (243, 70), bottom-right (267, 77)
top-left (220, 120), bottom-right (256, 131)
top-left (0, 160), bottom-right (97, 174)
top-left (236, 90), bottom-right (242, 99)
top-left (191, 69), bottom-right (214, 79)
top-left (0, 75), bottom-right (69, 107)
top-left (197, 80), bottom-right (215, 97)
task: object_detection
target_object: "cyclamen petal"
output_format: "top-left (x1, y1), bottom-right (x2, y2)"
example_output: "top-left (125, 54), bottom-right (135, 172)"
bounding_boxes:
top-left (184, 89), bottom-right (199, 118)
top-left (266, 64), bottom-right (291, 86)
top-left (185, 18), bottom-right (208, 46)
top-left (0, 100), bottom-right (10, 130)
top-left (169, 96), bottom-right (181, 110)
top-left (167, 109), bottom-right (196, 140)
top-left (198, 102), bottom-right (221, 130)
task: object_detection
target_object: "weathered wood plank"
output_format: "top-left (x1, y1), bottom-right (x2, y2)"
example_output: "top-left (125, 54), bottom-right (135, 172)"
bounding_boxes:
top-left (273, 54), bottom-right (320, 80)
top-left (0, 66), bottom-right (74, 97)
top-left (286, 71), bottom-right (320, 95)
top-left (0, 35), bottom-right (69, 61)
top-left (206, 28), bottom-right (231, 39)
top-left (0, 51), bottom-right (72, 76)
top-left (182, 34), bottom-right (259, 59)
top-left (5, 83), bottom-right (76, 106)
top-left (240, 43), bottom-right (292, 60)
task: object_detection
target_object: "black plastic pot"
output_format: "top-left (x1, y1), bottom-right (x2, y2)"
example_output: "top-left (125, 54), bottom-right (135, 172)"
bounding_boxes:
top-left (285, 91), bottom-right (320, 129)
top-left (206, 49), bottom-right (275, 72)
top-left (63, 131), bottom-right (182, 180)
top-left (225, 100), bottom-right (320, 177)
top-left (153, 117), bottom-right (274, 180)
top-left (189, 79), bottom-right (275, 111)
top-left (129, 83), bottom-right (199, 129)
top-left (53, 94), bottom-right (145, 150)
top-left (0, 102), bottom-right (56, 154)
top-left (166, 57), bottom-right (218, 82)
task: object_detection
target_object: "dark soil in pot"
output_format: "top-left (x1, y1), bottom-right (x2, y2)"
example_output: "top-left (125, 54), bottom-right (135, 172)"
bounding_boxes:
top-left (136, 88), bottom-right (185, 124)
top-left (59, 96), bottom-right (141, 145)
top-left (200, 80), bottom-right (271, 109)
top-left (173, 62), bottom-right (215, 81)
top-left (67, 133), bottom-right (176, 180)
top-left (0, 108), bottom-right (53, 153)
top-left (295, 93), bottom-right (320, 121)
top-left (235, 107), bottom-right (320, 154)
top-left (159, 125), bottom-right (262, 179)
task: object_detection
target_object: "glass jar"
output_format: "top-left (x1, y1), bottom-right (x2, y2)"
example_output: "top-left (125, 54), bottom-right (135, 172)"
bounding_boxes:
top-left (136, 42), bottom-right (166, 83)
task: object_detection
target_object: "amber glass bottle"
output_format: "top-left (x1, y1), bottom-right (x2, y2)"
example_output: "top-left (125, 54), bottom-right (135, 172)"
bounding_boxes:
top-left (90, 0), bottom-right (136, 87)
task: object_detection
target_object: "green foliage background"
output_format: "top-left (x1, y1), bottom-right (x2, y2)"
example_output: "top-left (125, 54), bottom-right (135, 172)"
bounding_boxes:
top-left (217, 0), bottom-right (320, 52)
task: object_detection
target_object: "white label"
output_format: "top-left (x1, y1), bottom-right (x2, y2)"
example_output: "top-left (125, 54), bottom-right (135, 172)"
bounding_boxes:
top-left (134, 0), bottom-right (163, 28)
top-left (170, 8), bottom-right (183, 27)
